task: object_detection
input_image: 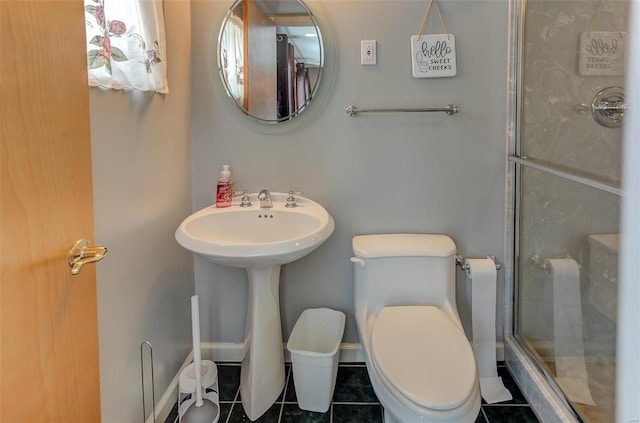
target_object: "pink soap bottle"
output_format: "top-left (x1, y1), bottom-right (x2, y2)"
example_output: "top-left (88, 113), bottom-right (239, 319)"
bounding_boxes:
top-left (215, 165), bottom-right (233, 207)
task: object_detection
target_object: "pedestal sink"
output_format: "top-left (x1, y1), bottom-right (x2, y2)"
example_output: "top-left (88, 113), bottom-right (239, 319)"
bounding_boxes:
top-left (175, 192), bottom-right (335, 420)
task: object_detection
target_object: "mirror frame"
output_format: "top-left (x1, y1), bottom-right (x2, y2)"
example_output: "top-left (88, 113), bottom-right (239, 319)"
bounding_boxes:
top-left (216, 0), bottom-right (327, 125)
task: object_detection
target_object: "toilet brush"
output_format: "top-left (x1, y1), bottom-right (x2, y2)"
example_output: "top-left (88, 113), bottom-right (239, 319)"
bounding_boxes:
top-left (181, 295), bottom-right (219, 423)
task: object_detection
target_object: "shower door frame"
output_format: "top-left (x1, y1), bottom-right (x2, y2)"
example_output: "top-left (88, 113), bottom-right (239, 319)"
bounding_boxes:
top-left (501, 2), bottom-right (575, 419)
top-left (504, 0), bottom-right (623, 422)
top-left (504, 0), bottom-right (579, 417)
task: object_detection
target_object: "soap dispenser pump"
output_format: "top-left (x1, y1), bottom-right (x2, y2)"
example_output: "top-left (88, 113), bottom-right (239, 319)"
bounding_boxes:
top-left (216, 165), bottom-right (233, 208)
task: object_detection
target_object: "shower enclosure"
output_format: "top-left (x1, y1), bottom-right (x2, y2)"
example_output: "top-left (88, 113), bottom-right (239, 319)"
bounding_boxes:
top-left (510, 0), bottom-right (627, 422)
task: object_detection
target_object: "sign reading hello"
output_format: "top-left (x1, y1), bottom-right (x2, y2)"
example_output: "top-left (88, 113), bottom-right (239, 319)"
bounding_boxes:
top-left (411, 0), bottom-right (457, 79)
top-left (411, 34), bottom-right (457, 78)
top-left (578, 32), bottom-right (625, 76)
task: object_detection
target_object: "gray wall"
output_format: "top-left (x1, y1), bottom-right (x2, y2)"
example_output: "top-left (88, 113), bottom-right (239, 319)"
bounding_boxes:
top-left (190, 0), bottom-right (510, 344)
top-left (90, 1), bottom-right (194, 421)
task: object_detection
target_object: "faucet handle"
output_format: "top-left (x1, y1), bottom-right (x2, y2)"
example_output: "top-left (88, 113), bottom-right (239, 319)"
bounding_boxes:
top-left (234, 190), bottom-right (252, 207)
top-left (285, 191), bottom-right (304, 208)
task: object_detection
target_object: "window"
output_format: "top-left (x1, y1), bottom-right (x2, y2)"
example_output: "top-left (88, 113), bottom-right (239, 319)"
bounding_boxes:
top-left (84, 0), bottom-right (168, 93)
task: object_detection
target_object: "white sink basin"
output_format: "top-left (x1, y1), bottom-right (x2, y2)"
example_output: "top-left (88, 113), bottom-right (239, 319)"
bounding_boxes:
top-left (175, 192), bottom-right (335, 420)
top-left (175, 192), bottom-right (335, 268)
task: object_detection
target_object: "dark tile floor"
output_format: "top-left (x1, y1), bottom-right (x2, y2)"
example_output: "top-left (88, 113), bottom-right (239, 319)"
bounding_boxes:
top-left (166, 362), bottom-right (540, 422)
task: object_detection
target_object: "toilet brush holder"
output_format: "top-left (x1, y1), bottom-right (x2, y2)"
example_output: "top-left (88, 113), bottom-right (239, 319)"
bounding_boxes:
top-left (178, 360), bottom-right (219, 422)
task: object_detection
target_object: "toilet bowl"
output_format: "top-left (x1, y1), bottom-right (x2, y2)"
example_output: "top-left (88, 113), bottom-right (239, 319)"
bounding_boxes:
top-left (351, 234), bottom-right (481, 423)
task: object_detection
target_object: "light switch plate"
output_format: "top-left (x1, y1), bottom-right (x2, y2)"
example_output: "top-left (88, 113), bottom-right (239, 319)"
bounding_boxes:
top-left (361, 40), bottom-right (377, 65)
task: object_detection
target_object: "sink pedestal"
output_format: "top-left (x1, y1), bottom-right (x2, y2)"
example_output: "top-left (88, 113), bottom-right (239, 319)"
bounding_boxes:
top-left (240, 265), bottom-right (286, 421)
top-left (175, 194), bottom-right (336, 420)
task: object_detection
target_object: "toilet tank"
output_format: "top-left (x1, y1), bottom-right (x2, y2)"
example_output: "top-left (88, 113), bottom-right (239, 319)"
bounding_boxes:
top-left (352, 234), bottom-right (458, 318)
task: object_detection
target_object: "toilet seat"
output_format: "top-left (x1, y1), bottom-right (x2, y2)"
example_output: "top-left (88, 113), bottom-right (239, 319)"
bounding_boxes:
top-left (371, 306), bottom-right (477, 411)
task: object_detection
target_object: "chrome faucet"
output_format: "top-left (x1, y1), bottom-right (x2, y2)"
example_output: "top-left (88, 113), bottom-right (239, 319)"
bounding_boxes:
top-left (258, 189), bottom-right (272, 208)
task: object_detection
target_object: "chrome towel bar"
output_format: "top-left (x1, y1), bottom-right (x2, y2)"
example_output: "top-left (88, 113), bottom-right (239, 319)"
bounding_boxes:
top-left (346, 104), bottom-right (459, 116)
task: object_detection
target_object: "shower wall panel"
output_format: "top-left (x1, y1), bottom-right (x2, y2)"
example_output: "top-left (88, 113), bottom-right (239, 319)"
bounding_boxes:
top-left (521, 0), bottom-right (628, 182)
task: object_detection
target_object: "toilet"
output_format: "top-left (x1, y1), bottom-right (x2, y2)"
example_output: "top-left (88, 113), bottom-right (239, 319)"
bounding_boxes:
top-left (351, 234), bottom-right (481, 423)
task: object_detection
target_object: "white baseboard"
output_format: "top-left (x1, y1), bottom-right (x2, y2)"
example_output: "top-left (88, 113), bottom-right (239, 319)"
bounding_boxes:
top-left (336, 342), bottom-right (366, 363)
top-left (496, 340), bottom-right (505, 361)
top-left (199, 341), bottom-right (503, 363)
top-left (198, 342), bottom-right (365, 363)
top-left (145, 351), bottom-right (193, 423)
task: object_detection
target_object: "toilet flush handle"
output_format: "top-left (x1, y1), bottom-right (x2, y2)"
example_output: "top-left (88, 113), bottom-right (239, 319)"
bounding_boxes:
top-left (350, 257), bottom-right (366, 268)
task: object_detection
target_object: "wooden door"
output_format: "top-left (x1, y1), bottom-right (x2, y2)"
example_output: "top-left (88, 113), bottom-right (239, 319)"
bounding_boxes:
top-left (245, 0), bottom-right (277, 120)
top-left (1, 0), bottom-right (101, 421)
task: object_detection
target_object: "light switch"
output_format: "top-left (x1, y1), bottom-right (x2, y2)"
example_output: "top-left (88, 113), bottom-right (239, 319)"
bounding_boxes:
top-left (361, 40), bottom-right (377, 65)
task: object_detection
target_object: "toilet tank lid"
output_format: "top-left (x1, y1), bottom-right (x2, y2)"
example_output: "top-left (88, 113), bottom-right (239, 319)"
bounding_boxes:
top-left (352, 234), bottom-right (456, 258)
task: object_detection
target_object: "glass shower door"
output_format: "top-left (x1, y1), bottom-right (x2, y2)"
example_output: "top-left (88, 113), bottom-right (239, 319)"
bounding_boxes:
top-left (514, 0), bottom-right (628, 421)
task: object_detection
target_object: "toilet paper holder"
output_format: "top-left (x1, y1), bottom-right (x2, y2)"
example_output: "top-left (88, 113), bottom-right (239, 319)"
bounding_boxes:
top-left (455, 254), bottom-right (502, 271)
top-left (529, 254), bottom-right (582, 271)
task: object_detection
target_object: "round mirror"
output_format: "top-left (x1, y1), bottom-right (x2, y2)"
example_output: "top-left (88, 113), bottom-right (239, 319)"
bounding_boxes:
top-left (217, 0), bottom-right (324, 123)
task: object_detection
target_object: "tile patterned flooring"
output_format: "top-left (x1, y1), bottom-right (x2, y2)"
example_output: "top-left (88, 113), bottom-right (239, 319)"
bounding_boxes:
top-left (166, 362), bottom-right (541, 423)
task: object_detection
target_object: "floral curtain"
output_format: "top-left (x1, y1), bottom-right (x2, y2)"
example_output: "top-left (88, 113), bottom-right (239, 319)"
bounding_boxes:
top-left (84, 0), bottom-right (168, 93)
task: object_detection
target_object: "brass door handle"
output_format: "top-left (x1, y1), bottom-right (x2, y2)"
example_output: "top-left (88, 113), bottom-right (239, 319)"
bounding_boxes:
top-left (68, 239), bottom-right (108, 275)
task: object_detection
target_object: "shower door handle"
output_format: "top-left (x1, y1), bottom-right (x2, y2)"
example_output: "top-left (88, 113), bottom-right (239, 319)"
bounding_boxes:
top-left (68, 238), bottom-right (108, 275)
top-left (575, 87), bottom-right (627, 128)
top-left (591, 86), bottom-right (626, 128)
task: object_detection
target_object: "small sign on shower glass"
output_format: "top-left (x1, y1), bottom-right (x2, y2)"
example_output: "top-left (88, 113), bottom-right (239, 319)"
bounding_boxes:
top-left (578, 31), bottom-right (626, 76)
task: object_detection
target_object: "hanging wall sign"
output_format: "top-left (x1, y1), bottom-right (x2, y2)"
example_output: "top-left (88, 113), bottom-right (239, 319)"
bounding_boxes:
top-left (411, 34), bottom-right (457, 78)
top-left (578, 32), bottom-right (626, 76)
top-left (411, 0), bottom-right (457, 78)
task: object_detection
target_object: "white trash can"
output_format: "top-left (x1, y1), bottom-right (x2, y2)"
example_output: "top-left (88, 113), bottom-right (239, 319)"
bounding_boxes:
top-left (287, 308), bottom-right (346, 413)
